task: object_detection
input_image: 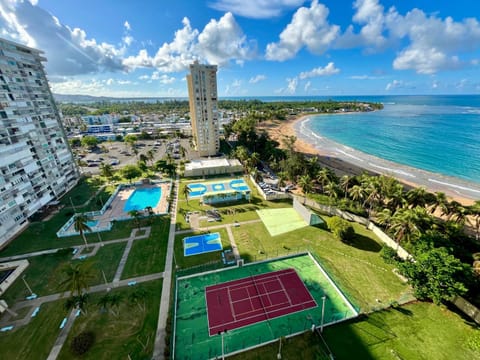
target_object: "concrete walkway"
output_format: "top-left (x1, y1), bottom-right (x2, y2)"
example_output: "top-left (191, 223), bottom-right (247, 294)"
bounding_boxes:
top-left (46, 308), bottom-right (77, 360)
top-left (113, 238), bottom-right (134, 283)
top-left (225, 225), bottom-right (241, 260)
top-left (152, 176), bottom-right (179, 359)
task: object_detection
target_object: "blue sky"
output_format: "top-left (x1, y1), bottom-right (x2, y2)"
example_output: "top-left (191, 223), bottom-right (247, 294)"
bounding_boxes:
top-left (1, 0), bottom-right (480, 97)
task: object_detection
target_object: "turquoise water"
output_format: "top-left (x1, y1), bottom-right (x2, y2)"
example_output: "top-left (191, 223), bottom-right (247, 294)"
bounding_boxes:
top-left (124, 187), bottom-right (161, 212)
top-left (184, 232), bottom-right (222, 256)
top-left (303, 95), bottom-right (480, 184)
top-left (86, 220), bottom-right (98, 228)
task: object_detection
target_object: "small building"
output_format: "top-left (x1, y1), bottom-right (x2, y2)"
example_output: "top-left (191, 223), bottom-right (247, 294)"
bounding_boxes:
top-left (184, 158), bottom-right (243, 177)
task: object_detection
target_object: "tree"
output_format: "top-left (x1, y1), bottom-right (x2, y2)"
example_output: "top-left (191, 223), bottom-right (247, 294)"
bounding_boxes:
top-left (108, 293), bottom-right (123, 317)
top-left (468, 201), bottom-right (480, 241)
top-left (183, 185), bottom-right (191, 204)
top-left (99, 163), bottom-right (114, 180)
top-left (398, 244), bottom-right (471, 304)
top-left (339, 175), bottom-right (354, 200)
top-left (129, 210), bottom-right (142, 228)
top-left (124, 134), bottom-right (137, 150)
top-left (81, 136), bottom-right (98, 149)
top-left (144, 206), bottom-right (155, 224)
top-left (349, 184), bottom-right (365, 204)
top-left (128, 286), bottom-right (148, 312)
top-left (297, 174), bottom-right (312, 200)
top-left (328, 216), bottom-right (355, 243)
top-left (121, 164), bottom-right (142, 183)
top-left (97, 293), bottom-right (111, 313)
top-left (389, 208), bottom-right (422, 244)
top-left (59, 261), bottom-right (95, 297)
top-left (65, 293), bottom-right (90, 315)
top-left (74, 214), bottom-right (92, 249)
top-left (146, 149), bottom-right (155, 165)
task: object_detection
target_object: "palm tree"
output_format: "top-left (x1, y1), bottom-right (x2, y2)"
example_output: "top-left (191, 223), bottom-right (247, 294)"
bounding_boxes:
top-left (349, 184), bottom-right (365, 204)
top-left (74, 214), bottom-right (92, 249)
top-left (100, 163), bottom-right (114, 181)
top-left (389, 208), bottom-right (421, 244)
top-left (146, 149), bottom-right (155, 165)
top-left (59, 261), bottom-right (95, 297)
top-left (128, 286), bottom-right (148, 312)
top-left (323, 180), bottom-right (339, 206)
top-left (65, 293), bottom-right (90, 315)
top-left (316, 168), bottom-right (334, 192)
top-left (448, 201), bottom-right (467, 224)
top-left (432, 192), bottom-right (449, 215)
top-left (375, 208), bottom-right (393, 229)
top-left (183, 185), bottom-right (191, 204)
top-left (339, 175), bottom-right (354, 200)
top-left (297, 174), bottom-right (312, 203)
top-left (128, 210), bottom-right (142, 229)
top-left (97, 293), bottom-right (111, 313)
top-left (406, 187), bottom-right (429, 208)
top-left (144, 206), bottom-right (155, 224)
top-left (468, 201), bottom-right (480, 241)
top-left (108, 293), bottom-right (123, 317)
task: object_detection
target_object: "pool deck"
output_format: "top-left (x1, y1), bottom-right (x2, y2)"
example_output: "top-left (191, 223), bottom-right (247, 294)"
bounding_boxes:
top-left (60, 183), bottom-right (171, 236)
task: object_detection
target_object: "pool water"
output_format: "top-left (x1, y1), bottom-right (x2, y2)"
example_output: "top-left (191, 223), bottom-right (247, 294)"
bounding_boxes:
top-left (124, 187), bottom-right (161, 212)
top-left (86, 220), bottom-right (98, 228)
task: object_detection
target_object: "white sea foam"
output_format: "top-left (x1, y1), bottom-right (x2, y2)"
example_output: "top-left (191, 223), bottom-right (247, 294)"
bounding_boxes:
top-left (428, 179), bottom-right (480, 194)
top-left (369, 163), bottom-right (416, 178)
top-left (336, 149), bottom-right (364, 162)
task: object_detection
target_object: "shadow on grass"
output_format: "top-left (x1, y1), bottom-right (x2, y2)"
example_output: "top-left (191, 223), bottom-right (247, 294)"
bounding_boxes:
top-left (392, 306), bottom-right (413, 316)
top-left (348, 233), bottom-right (383, 253)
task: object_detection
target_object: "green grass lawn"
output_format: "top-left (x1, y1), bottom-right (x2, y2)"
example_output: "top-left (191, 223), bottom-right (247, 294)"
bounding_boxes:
top-left (58, 177), bottom-right (104, 208)
top-left (121, 217), bottom-right (170, 279)
top-left (174, 227), bottom-right (230, 269)
top-left (0, 300), bottom-right (69, 360)
top-left (231, 217), bottom-right (410, 311)
top-left (57, 280), bottom-right (163, 360)
top-left (2, 243), bottom-right (126, 304)
top-left (230, 302), bottom-right (480, 360)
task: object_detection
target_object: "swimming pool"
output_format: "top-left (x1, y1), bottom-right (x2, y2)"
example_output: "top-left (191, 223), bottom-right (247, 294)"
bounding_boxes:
top-left (124, 187), bottom-right (161, 212)
top-left (183, 232), bottom-right (223, 256)
top-left (86, 220), bottom-right (99, 228)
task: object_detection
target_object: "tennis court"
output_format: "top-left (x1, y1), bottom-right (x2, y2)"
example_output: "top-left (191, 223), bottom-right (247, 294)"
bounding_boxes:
top-left (173, 253), bottom-right (358, 359)
top-left (183, 233), bottom-right (223, 257)
top-left (257, 208), bottom-right (308, 236)
top-left (206, 268), bottom-right (317, 335)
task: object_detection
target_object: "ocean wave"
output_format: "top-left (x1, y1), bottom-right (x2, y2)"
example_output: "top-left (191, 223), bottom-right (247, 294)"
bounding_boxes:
top-left (369, 163), bottom-right (416, 178)
top-left (428, 179), bottom-right (480, 194)
top-left (336, 149), bottom-right (364, 162)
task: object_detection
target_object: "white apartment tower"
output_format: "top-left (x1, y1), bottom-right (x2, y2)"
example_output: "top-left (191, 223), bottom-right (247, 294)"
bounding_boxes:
top-left (0, 38), bottom-right (79, 248)
top-left (187, 61), bottom-right (219, 157)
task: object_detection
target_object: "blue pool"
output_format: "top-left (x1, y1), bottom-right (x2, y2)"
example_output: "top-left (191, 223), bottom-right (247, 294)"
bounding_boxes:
top-left (183, 232), bottom-right (223, 256)
top-left (86, 220), bottom-right (98, 228)
top-left (124, 187), bottom-right (161, 212)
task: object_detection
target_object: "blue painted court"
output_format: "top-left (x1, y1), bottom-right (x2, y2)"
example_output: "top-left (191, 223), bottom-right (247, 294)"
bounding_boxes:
top-left (187, 178), bottom-right (250, 198)
top-left (183, 232), bottom-right (223, 256)
top-left (124, 187), bottom-right (161, 212)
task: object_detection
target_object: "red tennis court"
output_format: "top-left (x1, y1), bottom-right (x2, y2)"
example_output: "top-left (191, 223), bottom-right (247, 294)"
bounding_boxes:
top-left (205, 268), bottom-right (317, 336)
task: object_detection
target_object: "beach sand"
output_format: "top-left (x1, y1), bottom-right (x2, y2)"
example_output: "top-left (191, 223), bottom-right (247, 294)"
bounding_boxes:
top-left (259, 115), bottom-right (480, 206)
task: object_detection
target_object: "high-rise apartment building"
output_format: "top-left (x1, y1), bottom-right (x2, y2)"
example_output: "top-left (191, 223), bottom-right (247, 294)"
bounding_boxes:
top-left (186, 61), bottom-right (219, 157)
top-left (0, 38), bottom-right (79, 248)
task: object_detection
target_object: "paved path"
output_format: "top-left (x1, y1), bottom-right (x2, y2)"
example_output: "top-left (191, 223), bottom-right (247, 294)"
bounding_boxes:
top-left (152, 176), bottom-right (179, 359)
top-left (113, 238), bottom-right (134, 283)
top-left (46, 309), bottom-right (77, 360)
top-left (225, 225), bottom-right (241, 260)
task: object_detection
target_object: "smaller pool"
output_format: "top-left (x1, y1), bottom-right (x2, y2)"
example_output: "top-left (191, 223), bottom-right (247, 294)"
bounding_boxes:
top-left (124, 187), bottom-right (161, 212)
top-left (183, 232), bottom-right (223, 256)
top-left (86, 220), bottom-right (98, 228)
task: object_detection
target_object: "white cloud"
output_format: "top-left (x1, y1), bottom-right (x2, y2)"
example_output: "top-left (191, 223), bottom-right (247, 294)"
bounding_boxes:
top-left (0, 0), bottom-right (126, 75)
top-left (249, 74), bottom-right (266, 83)
top-left (224, 79), bottom-right (244, 95)
top-left (385, 79), bottom-right (404, 91)
top-left (123, 13), bottom-right (254, 72)
top-left (299, 62), bottom-right (340, 79)
top-left (266, 0), bottom-right (339, 61)
top-left (198, 12), bottom-right (255, 65)
top-left (124, 21), bottom-right (131, 31)
top-left (209, 0), bottom-right (305, 19)
top-left (286, 77), bottom-right (298, 94)
top-left (349, 74), bottom-right (381, 80)
top-left (304, 81), bottom-right (311, 92)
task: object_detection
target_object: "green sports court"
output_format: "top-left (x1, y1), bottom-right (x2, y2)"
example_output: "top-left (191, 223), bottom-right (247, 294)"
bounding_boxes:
top-left (173, 253), bottom-right (358, 359)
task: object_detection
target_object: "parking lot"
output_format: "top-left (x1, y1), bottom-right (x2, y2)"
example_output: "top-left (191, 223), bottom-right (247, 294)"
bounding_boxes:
top-left (78, 138), bottom-right (194, 175)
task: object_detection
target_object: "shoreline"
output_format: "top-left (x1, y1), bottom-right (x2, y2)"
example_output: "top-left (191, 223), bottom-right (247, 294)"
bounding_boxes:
top-left (259, 114), bottom-right (480, 206)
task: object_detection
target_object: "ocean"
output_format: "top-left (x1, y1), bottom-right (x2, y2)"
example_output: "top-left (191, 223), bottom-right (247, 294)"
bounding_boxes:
top-left (299, 95), bottom-right (480, 185)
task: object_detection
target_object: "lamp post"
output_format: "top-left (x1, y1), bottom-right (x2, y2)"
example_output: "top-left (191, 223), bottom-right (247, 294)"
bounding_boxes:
top-left (219, 329), bottom-right (227, 359)
top-left (97, 231), bottom-right (104, 247)
top-left (321, 295), bottom-right (327, 333)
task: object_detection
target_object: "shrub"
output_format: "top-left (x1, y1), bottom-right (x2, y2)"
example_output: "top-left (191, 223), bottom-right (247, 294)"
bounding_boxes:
top-left (380, 245), bottom-right (400, 264)
top-left (70, 331), bottom-right (95, 356)
top-left (328, 216), bottom-right (355, 243)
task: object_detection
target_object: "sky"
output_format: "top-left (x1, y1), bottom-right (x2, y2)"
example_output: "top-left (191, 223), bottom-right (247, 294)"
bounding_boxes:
top-left (1, 0), bottom-right (480, 98)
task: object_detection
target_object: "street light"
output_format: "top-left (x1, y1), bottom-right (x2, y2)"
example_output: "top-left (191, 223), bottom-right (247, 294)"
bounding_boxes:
top-left (320, 295), bottom-right (327, 333)
top-left (218, 329), bottom-right (227, 359)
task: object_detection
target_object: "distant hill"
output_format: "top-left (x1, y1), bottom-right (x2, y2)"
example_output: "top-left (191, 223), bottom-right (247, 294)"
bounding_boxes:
top-left (53, 93), bottom-right (187, 103)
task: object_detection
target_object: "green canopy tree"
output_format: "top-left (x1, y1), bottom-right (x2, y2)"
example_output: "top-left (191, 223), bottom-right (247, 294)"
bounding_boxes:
top-left (121, 164), bottom-right (142, 183)
top-left (59, 261), bottom-right (95, 297)
top-left (81, 136), bottom-right (98, 150)
top-left (398, 244), bottom-right (471, 304)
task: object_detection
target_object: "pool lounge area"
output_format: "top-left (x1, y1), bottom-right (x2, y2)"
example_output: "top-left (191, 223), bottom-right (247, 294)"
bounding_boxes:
top-left (57, 181), bottom-right (171, 237)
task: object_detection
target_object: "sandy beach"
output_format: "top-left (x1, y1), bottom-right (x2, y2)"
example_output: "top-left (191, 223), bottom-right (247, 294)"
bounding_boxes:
top-left (259, 115), bottom-right (480, 206)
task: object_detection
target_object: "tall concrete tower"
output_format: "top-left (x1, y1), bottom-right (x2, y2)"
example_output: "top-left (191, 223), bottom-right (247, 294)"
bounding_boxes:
top-left (0, 38), bottom-right (79, 248)
top-left (186, 61), bottom-right (219, 157)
